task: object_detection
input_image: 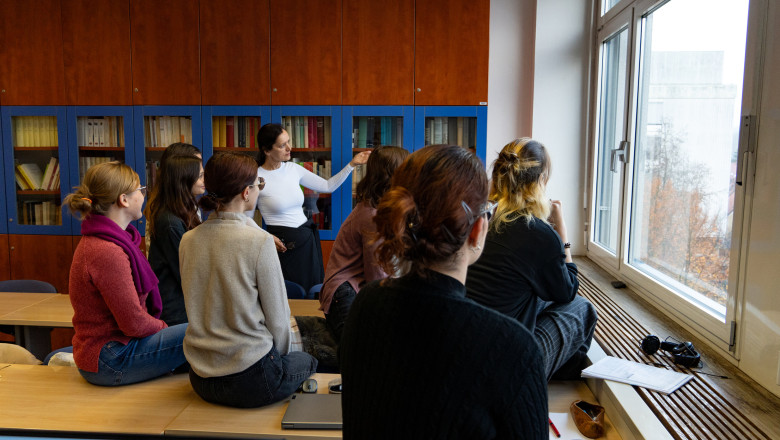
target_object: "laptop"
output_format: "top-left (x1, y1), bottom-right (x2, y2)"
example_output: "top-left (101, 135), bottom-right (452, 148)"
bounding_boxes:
top-left (281, 393), bottom-right (343, 430)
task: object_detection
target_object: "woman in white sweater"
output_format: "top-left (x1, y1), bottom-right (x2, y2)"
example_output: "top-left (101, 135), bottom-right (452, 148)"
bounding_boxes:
top-left (254, 123), bottom-right (370, 291)
top-left (180, 151), bottom-right (317, 408)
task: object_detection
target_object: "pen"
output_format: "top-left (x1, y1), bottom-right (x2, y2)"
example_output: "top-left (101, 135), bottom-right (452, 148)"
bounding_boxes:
top-left (549, 417), bottom-right (561, 438)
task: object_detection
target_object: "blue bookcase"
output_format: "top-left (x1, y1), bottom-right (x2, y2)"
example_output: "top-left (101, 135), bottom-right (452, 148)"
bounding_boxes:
top-left (271, 106), bottom-right (343, 240)
top-left (132, 106), bottom-right (203, 235)
top-left (1, 106), bottom-right (71, 235)
top-left (0, 115), bottom-right (6, 234)
top-left (414, 106), bottom-right (488, 165)
top-left (341, 105), bottom-right (414, 210)
top-left (202, 105), bottom-right (271, 163)
top-left (66, 106), bottom-right (135, 234)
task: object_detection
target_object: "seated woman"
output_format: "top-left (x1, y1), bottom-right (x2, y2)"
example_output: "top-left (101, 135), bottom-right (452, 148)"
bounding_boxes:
top-left (254, 123), bottom-right (371, 291)
top-left (146, 154), bottom-right (205, 325)
top-left (319, 146), bottom-right (409, 341)
top-left (65, 161), bottom-right (187, 386)
top-left (465, 138), bottom-right (597, 380)
top-left (180, 152), bottom-right (317, 408)
top-left (340, 145), bottom-right (548, 439)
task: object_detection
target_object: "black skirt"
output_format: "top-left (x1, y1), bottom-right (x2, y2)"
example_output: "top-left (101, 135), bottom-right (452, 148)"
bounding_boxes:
top-left (266, 218), bottom-right (324, 292)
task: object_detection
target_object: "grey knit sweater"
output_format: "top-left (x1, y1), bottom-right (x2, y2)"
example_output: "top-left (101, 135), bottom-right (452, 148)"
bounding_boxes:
top-left (179, 211), bottom-right (291, 378)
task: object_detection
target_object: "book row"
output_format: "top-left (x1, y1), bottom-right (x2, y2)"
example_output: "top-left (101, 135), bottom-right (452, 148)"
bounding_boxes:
top-left (211, 116), bottom-right (262, 149)
top-left (351, 116), bottom-right (404, 149)
top-left (282, 116), bottom-right (333, 150)
top-left (143, 116), bottom-right (194, 148)
top-left (424, 117), bottom-right (478, 148)
top-left (18, 200), bottom-right (61, 226)
top-left (14, 157), bottom-right (60, 191)
top-left (77, 116), bottom-right (125, 148)
top-left (12, 116), bottom-right (59, 148)
top-left (78, 156), bottom-right (117, 183)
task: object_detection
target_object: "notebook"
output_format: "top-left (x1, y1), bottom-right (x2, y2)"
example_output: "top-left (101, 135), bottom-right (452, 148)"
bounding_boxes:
top-left (281, 393), bottom-right (343, 430)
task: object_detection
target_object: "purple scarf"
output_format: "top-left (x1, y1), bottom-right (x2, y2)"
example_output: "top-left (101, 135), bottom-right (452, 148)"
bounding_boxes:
top-left (81, 214), bottom-right (162, 318)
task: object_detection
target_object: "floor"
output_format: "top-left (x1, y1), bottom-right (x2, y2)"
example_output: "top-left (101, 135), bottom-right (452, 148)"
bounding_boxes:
top-left (575, 256), bottom-right (780, 439)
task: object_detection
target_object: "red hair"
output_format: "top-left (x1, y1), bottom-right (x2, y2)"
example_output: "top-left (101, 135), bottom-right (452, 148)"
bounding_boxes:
top-left (374, 145), bottom-right (488, 275)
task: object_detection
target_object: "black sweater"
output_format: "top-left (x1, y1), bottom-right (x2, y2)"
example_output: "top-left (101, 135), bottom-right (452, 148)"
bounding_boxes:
top-left (340, 269), bottom-right (548, 440)
top-left (466, 217), bottom-right (578, 331)
top-left (148, 210), bottom-right (188, 325)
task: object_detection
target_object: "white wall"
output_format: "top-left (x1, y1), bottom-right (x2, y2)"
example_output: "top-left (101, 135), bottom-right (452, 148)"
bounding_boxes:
top-left (737, 0), bottom-right (780, 396)
top-left (531, 0), bottom-right (592, 255)
top-left (486, 0), bottom-right (536, 169)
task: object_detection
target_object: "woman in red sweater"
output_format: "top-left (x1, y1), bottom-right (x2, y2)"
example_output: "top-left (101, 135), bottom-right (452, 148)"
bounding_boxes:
top-left (65, 161), bottom-right (187, 386)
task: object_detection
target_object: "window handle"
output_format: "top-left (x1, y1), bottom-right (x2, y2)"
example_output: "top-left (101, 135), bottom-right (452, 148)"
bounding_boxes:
top-left (610, 140), bottom-right (629, 173)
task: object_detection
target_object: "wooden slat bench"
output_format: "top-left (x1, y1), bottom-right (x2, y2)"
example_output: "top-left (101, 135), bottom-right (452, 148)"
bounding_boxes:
top-left (578, 274), bottom-right (771, 440)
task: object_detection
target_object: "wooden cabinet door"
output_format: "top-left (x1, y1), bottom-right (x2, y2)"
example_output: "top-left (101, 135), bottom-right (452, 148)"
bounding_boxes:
top-left (0, 0), bottom-right (66, 105)
top-left (130, 0), bottom-right (201, 105)
top-left (269, 0), bottom-right (341, 105)
top-left (62, 0), bottom-right (133, 105)
top-left (200, 0), bottom-right (271, 105)
top-left (0, 235), bottom-right (10, 281)
top-left (9, 235), bottom-right (73, 294)
top-left (342, 0), bottom-right (414, 105)
top-left (414, 0), bottom-right (490, 106)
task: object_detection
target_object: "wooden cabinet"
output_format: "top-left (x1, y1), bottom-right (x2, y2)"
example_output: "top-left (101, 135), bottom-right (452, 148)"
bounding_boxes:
top-left (269, 0), bottom-right (341, 105)
top-left (130, 0), bottom-right (201, 105)
top-left (0, 0), bottom-right (66, 105)
top-left (8, 235), bottom-right (73, 294)
top-left (414, 0), bottom-right (490, 106)
top-left (0, 234), bottom-right (10, 281)
top-left (342, 0), bottom-right (414, 105)
top-left (61, 0), bottom-right (133, 105)
top-left (200, 0), bottom-right (271, 105)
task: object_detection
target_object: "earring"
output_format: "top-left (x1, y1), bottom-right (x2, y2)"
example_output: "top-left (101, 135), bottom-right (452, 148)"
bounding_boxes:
top-left (244, 196), bottom-right (249, 202)
top-left (471, 245), bottom-right (482, 254)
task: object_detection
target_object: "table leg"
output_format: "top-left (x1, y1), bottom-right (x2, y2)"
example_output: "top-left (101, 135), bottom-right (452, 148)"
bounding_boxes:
top-left (22, 326), bottom-right (52, 362)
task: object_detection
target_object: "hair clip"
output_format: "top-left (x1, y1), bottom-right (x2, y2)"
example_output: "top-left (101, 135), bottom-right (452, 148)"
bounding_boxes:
top-left (81, 197), bottom-right (92, 204)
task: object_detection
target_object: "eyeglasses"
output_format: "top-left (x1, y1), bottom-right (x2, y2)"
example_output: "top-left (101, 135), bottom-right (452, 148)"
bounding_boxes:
top-left (247, 178), bottom-right (265, 190)
top-left (134, 186), bottom-right (147, 197)
top-left (461, 200), bottom-right (498, 224)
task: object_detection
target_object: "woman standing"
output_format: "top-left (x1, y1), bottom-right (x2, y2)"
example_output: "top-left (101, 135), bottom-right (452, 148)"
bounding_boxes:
top-left (146, 154), bottom-right (205, 325)
top-left (319, 146), bottom-right (409, 341)
top-left (255, 123), bottom-right (370, 291)
top-left (465, 138), bottom-right (597, 380)
top-left (340, 145), bottom-right (548, 439)
top-left (65, 161), bottom-right (187, 386)
top-left (180, 152), bottom-right (317, 408)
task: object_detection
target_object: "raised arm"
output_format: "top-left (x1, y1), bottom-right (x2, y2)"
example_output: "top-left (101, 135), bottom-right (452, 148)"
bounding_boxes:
top-left (298, 151), bottom-right (371, 193)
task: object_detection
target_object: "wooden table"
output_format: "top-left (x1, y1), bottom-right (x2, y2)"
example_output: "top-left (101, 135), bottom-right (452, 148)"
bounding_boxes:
top-left (289, 299), bottom-right (325, 318)
top-left (0, 292), bottom-right (59, 316)
top-left (165, 373), bottom-right (341, 439)
top-left (0, 364), bottom-right (195, 436)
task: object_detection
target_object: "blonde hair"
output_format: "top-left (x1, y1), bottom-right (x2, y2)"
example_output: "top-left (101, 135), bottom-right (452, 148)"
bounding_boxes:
top-left (64, 161), bottom-right (139, 219)
top-left (489, 138), bottom-right (551, 232)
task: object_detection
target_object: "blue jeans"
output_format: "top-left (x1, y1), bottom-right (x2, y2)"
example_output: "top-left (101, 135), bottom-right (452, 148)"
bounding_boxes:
top-left (78, 323), bottom-right (188, 386)
top-left (189, 345), bottom-right (318, 408)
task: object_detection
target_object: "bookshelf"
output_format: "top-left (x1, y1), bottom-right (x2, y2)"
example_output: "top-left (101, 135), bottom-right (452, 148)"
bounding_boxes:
top-left (343, 106), bottom-right (414, 208)
top-left (272, 106), bottom-right (343, 240)
top-left (414, 106), bottom-right (488, 165)
top-left (132, 106), bottom-right (202, 235)
top-left (0, 118), bottom-right (6, 235)
top-left (66, 106), bottom-right (135, 235)
top-left (1, 106), bottom-right (70, 235)
top-left (202, 106), bottom-right (271, 163)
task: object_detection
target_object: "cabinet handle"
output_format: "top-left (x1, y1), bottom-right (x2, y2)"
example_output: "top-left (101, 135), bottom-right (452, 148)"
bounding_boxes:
top-left (1, 89), bottom-right (5, 93)
top-left (134, 88), bottom-right (139, 92)
top-left (273, 88), bottom-right (277, 92)
top-left (416, 88), bottom-right (421, 92)
top-left (10, 246), bottom-right (14, 250)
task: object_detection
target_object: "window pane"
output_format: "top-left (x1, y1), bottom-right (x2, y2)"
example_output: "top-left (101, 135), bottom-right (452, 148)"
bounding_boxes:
top-left (601, 0), bottom-right (622, 16)
top-left (629, 0), bottom-right (749, 312)
top-left (593, 28), bottom-right (629, 254)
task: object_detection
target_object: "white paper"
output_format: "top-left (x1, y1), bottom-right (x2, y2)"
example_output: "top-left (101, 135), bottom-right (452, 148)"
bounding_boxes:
top-left (581, 356), bottom-right (693, 394)
top-left (548, 412), bottom-right (586, 439)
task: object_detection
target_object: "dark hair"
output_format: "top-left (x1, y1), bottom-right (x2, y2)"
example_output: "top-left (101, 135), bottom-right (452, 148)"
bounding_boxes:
top-left (356, 146), bottom-right (410, 208)
top-left (374, 145), bottom-right (488, 276)
top-left (161, 142), bottom-right (201, 166)
top-left (256, 123), bottom-right (285, 166)
top-left (64, 161), bottom-right (139, 219)
top-left (144, 155), bottom-right (202, 238)
top-left (199, 152), bottom-right (259, 213)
